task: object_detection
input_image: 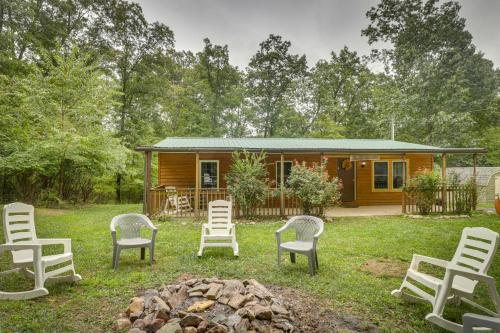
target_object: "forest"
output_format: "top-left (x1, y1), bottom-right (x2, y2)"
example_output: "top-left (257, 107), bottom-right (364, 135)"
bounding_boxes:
top-left (0, 0), bottom-right (499, 205)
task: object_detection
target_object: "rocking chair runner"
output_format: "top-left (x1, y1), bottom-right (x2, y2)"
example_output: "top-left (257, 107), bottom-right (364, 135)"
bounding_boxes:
top-left (392, 227), bottom-right (500, 332)
top-left (0, 202), bottom-right (81, 300)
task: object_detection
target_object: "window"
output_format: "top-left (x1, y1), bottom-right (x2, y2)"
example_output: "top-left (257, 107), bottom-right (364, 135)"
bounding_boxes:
top-left (392, 161), bottom-right (406, 189)
top-left (372, 160), bottom-right (408, 191)
top-left (373, 161), bottom-right (389, 189)
top-left (200, 161), bottom-right (218, 188)
top-left (276, 161), bottom-right (293, 186)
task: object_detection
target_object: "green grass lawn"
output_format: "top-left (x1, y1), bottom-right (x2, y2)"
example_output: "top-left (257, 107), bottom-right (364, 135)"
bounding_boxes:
top-left (1, 205), bottom-right (500, 333)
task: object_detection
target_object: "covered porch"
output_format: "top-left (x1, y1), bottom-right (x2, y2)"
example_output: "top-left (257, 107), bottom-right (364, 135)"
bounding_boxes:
top-left (136, 137), bottom-right (486, 218)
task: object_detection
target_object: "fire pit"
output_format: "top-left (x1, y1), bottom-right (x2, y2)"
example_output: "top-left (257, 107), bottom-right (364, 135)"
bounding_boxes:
top-left (116, 277), bottom-right (297, 333)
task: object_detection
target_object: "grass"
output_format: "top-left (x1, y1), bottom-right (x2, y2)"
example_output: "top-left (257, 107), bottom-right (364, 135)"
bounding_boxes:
top-left (0, 205), bottom-right (499, 332)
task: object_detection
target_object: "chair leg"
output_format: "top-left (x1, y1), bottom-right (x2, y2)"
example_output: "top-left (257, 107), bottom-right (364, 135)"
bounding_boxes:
top-left (140, 247), bottom-right (145, 260)
top-left (149, 244), bottom-right (154, 266)
top-left (277, 248), bottom-right (281, 267)
top-left (290, 253), bottom-right (296, 263)
top-left (114, 248), bottom-right (121, 270)
top-left (308, 254), bottom-right (315, 276)
top-left (112, 245), bottom-right (117, 269)
top-left (315, 250), bottom-right (319, 269)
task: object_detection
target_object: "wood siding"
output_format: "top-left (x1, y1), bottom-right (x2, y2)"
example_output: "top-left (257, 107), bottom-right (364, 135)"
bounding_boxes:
top-left (157, 152), bottom-right (433, 206)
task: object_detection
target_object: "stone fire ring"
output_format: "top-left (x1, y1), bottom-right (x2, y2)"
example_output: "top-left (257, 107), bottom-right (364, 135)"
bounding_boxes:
top-left (116, 278), bottom-right (296, 333)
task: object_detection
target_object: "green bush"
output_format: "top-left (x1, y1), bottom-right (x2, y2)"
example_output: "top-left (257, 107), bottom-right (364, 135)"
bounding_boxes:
top-left (287, 159), bottom-right (341, 215)
top-left (225, 151), bottom-right (269, 218)
top-left (405, 170), bottom-right (442, 215)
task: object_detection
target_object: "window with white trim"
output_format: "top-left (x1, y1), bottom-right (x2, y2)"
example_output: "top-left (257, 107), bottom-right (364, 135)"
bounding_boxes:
top-left (373, 161), bottom-right (389, 189)
top-left (200, 161), bottom-right (219, 189)
top-left (276, 161), bottom-right (293, 186)
top-left (392, 161), bottom-right (406, 189)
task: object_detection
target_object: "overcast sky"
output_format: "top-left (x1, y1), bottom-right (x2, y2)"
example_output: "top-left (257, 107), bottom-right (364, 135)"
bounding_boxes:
top-left (135, 0), bottom-right (500, 69)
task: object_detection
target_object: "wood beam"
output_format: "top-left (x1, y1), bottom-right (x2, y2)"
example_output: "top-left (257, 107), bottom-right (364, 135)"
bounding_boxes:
top-left (195, 152), bottom-right (200, 217)
top-left (441, 153), bottom-right (447, 213)
top-left (280, 152), bottom-right (285, 216)
top-left (143, 151), bottom-right (152, 215)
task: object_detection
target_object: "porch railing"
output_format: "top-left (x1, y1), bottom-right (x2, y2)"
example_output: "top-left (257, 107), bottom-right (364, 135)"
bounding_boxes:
top-left (147, 187), bottom-right (304, 218)
top-left (402, 185), bottom-right (475, 214)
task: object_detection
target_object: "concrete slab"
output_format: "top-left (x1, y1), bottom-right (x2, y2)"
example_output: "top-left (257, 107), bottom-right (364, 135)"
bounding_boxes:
top-left (325, 205), bottom-right (402, 217)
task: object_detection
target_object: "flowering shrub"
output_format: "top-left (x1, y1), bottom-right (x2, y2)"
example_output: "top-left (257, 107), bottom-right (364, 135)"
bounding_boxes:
top-left (287, 158), bottom-right (342, 215)
top-left (404, 170), bottom-right (442, 215)
top-left (225, 150), bottom-right (269, 218)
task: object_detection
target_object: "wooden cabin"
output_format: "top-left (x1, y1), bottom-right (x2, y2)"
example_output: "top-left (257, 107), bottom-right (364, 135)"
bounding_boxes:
top-left (136, 137), bottom-right (485, 217)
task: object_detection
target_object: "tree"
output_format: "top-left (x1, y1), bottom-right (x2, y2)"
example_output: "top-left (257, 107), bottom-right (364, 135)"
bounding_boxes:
top-left (94, 0), bottom-right (175, 201)
top-left (362, 0), bottom-right (500, 165)
top-left (0, 47), bottom-right (124, 204)
top-left (246, 34), bottom-right (307, 137)
top-left (194, 38), bottom-right (243, 136)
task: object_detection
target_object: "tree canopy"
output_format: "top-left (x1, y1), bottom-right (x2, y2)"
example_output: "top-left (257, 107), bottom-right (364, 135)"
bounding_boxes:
top-left (0, 0), bottom-right (498, 204)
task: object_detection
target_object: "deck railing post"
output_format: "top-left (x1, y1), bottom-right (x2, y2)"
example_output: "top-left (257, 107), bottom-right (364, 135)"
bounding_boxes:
top-left (441, 153), bottom-right (447, 213)
top-left (195, 152), bottom-right (200, 217)
top-left (280, 152), bottom-right (285, 216)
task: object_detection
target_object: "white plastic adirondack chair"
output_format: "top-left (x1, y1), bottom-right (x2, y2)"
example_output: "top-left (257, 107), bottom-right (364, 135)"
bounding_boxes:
top-left (197, 200), bottom-right (238, 257)
top-left (0, 203), bottom-right (81, 300)
top-left (392, 227), bottom-right (500, 332)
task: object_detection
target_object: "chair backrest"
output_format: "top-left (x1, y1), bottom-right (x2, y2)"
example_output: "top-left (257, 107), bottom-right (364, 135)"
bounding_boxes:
top-left (111, 214), bottom-right (150, 240)
top-left (208, 200), bottom-right (232, 231)
top-left (3, 202), bottom-right (38, 263)
top-left (451, 227), bottom-right (499, 289)
top-left (288, 215), bottom-right (324, 242)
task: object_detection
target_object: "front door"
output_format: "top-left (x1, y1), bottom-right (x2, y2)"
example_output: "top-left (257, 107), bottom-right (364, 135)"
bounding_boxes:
top-left (337, 159), bottom-right (355, 202)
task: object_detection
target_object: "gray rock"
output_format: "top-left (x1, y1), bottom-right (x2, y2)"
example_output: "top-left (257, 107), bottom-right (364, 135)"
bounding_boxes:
top-left (252, 304), bottom-right (273, 320)
top-left (115, 318), bottom-right (131, 330)
top-left (156, 322), bottom-right (183, 333)
top-left (235, 318), bottom-right (250, 333)
top-left (228, 293), bottom-right (246, 309)
top-left (205, 283), bottom-right (223, 300)
top-left (188, 283), bottom-right (210, 294)
top-left (128, 329), bottom-right (146, 333)
top-left (270, 304), bottom-right (288, 316)
top-left (180, 314), bottom-right (204, 327)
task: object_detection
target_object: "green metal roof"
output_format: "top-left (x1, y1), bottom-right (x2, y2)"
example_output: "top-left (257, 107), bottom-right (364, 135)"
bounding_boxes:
top-left (136, 137), bottom-right (486, 154)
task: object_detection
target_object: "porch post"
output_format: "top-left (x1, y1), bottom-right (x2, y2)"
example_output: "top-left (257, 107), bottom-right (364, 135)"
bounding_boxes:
top-left (280, 152), bottom-right (285, 216)
top-left (441, 153), bottom-right (447, 213)
top-left (143, 150), bottom-right (152, 215)
top-left (195, 152), bottom-right (200, 217)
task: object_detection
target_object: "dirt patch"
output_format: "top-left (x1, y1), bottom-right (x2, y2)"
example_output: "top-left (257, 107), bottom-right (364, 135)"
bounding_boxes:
top-left (267, 284), bottom-right (377, 333)
top-left (360, 259), bottom-right (407, 278)
top-left (36, 208), bottom-right (68, 216)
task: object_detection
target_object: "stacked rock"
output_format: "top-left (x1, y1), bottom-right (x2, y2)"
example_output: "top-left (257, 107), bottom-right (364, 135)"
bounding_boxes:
top-left (116, 278), bottom-right (296, 333)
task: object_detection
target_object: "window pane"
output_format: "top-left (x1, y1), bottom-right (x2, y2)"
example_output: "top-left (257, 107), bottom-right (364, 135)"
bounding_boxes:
top-left (277, 161), bottom-right (293, 186)
top-left (373, 162), bottom-right (388, 189)
top-left (393, 161), bottom-right (406, 189)
top-left (201, 162), bottom-right (217, 188)
top-left (374, 175), bottom-right (388, 189)
top-left (374, 162), bottom-right (388, 175)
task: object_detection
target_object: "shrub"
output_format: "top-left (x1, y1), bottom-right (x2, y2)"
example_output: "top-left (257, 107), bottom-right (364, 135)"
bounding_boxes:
top-left (405, 170), bottom-right (442, 215)
top-left (287, 158), bottom-right (342, 215)
top-left (225, 151), bottom-right (269, 218)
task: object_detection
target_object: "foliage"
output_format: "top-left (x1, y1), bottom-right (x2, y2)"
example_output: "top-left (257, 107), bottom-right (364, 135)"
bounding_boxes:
top-left (405, 170), bottom-right (442, 215)
top-left (287, 159), bottom-right (342, 215)
top-left (225, 151), bottom-right (269, 218)
top-left (0, 0), bottom-right (498, 205)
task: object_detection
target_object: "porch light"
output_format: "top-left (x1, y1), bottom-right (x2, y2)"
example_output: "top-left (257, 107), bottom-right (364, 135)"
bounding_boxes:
top-left (361, 161), bottom-right (366, 168)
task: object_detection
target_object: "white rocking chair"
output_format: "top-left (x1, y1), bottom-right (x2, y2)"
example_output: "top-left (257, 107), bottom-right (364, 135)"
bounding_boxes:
top-left (197, 200), bottom-right (238, 257)
top-left (0, 202), bottom-right (81, 300)
top-left (392, 227), bottom-right (500, 332)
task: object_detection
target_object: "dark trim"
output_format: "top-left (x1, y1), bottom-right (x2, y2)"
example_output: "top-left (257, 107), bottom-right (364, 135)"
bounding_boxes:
top-left (135, 146), bottom-right (487, 154)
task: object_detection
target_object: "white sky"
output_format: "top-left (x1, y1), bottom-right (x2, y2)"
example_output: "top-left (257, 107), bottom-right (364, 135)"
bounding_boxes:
top-left (135, 0), bottom-right (500, 69)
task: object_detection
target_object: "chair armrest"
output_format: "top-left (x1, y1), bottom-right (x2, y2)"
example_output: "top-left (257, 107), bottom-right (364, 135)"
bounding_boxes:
top-left (37, 238), bottom-right (72, 253)
top-left (410, 254), bottom-right (449, 270)
top-left (0, 242), bottom-right (42, 252)
top-left (276, 223), bottom-right (292, 235)
top-left (446, 265), bottom-right (495, 284)
top-left (142, 216), bottom-right (157, 231)
top-left (463, 313), bottom-right (500, 333)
